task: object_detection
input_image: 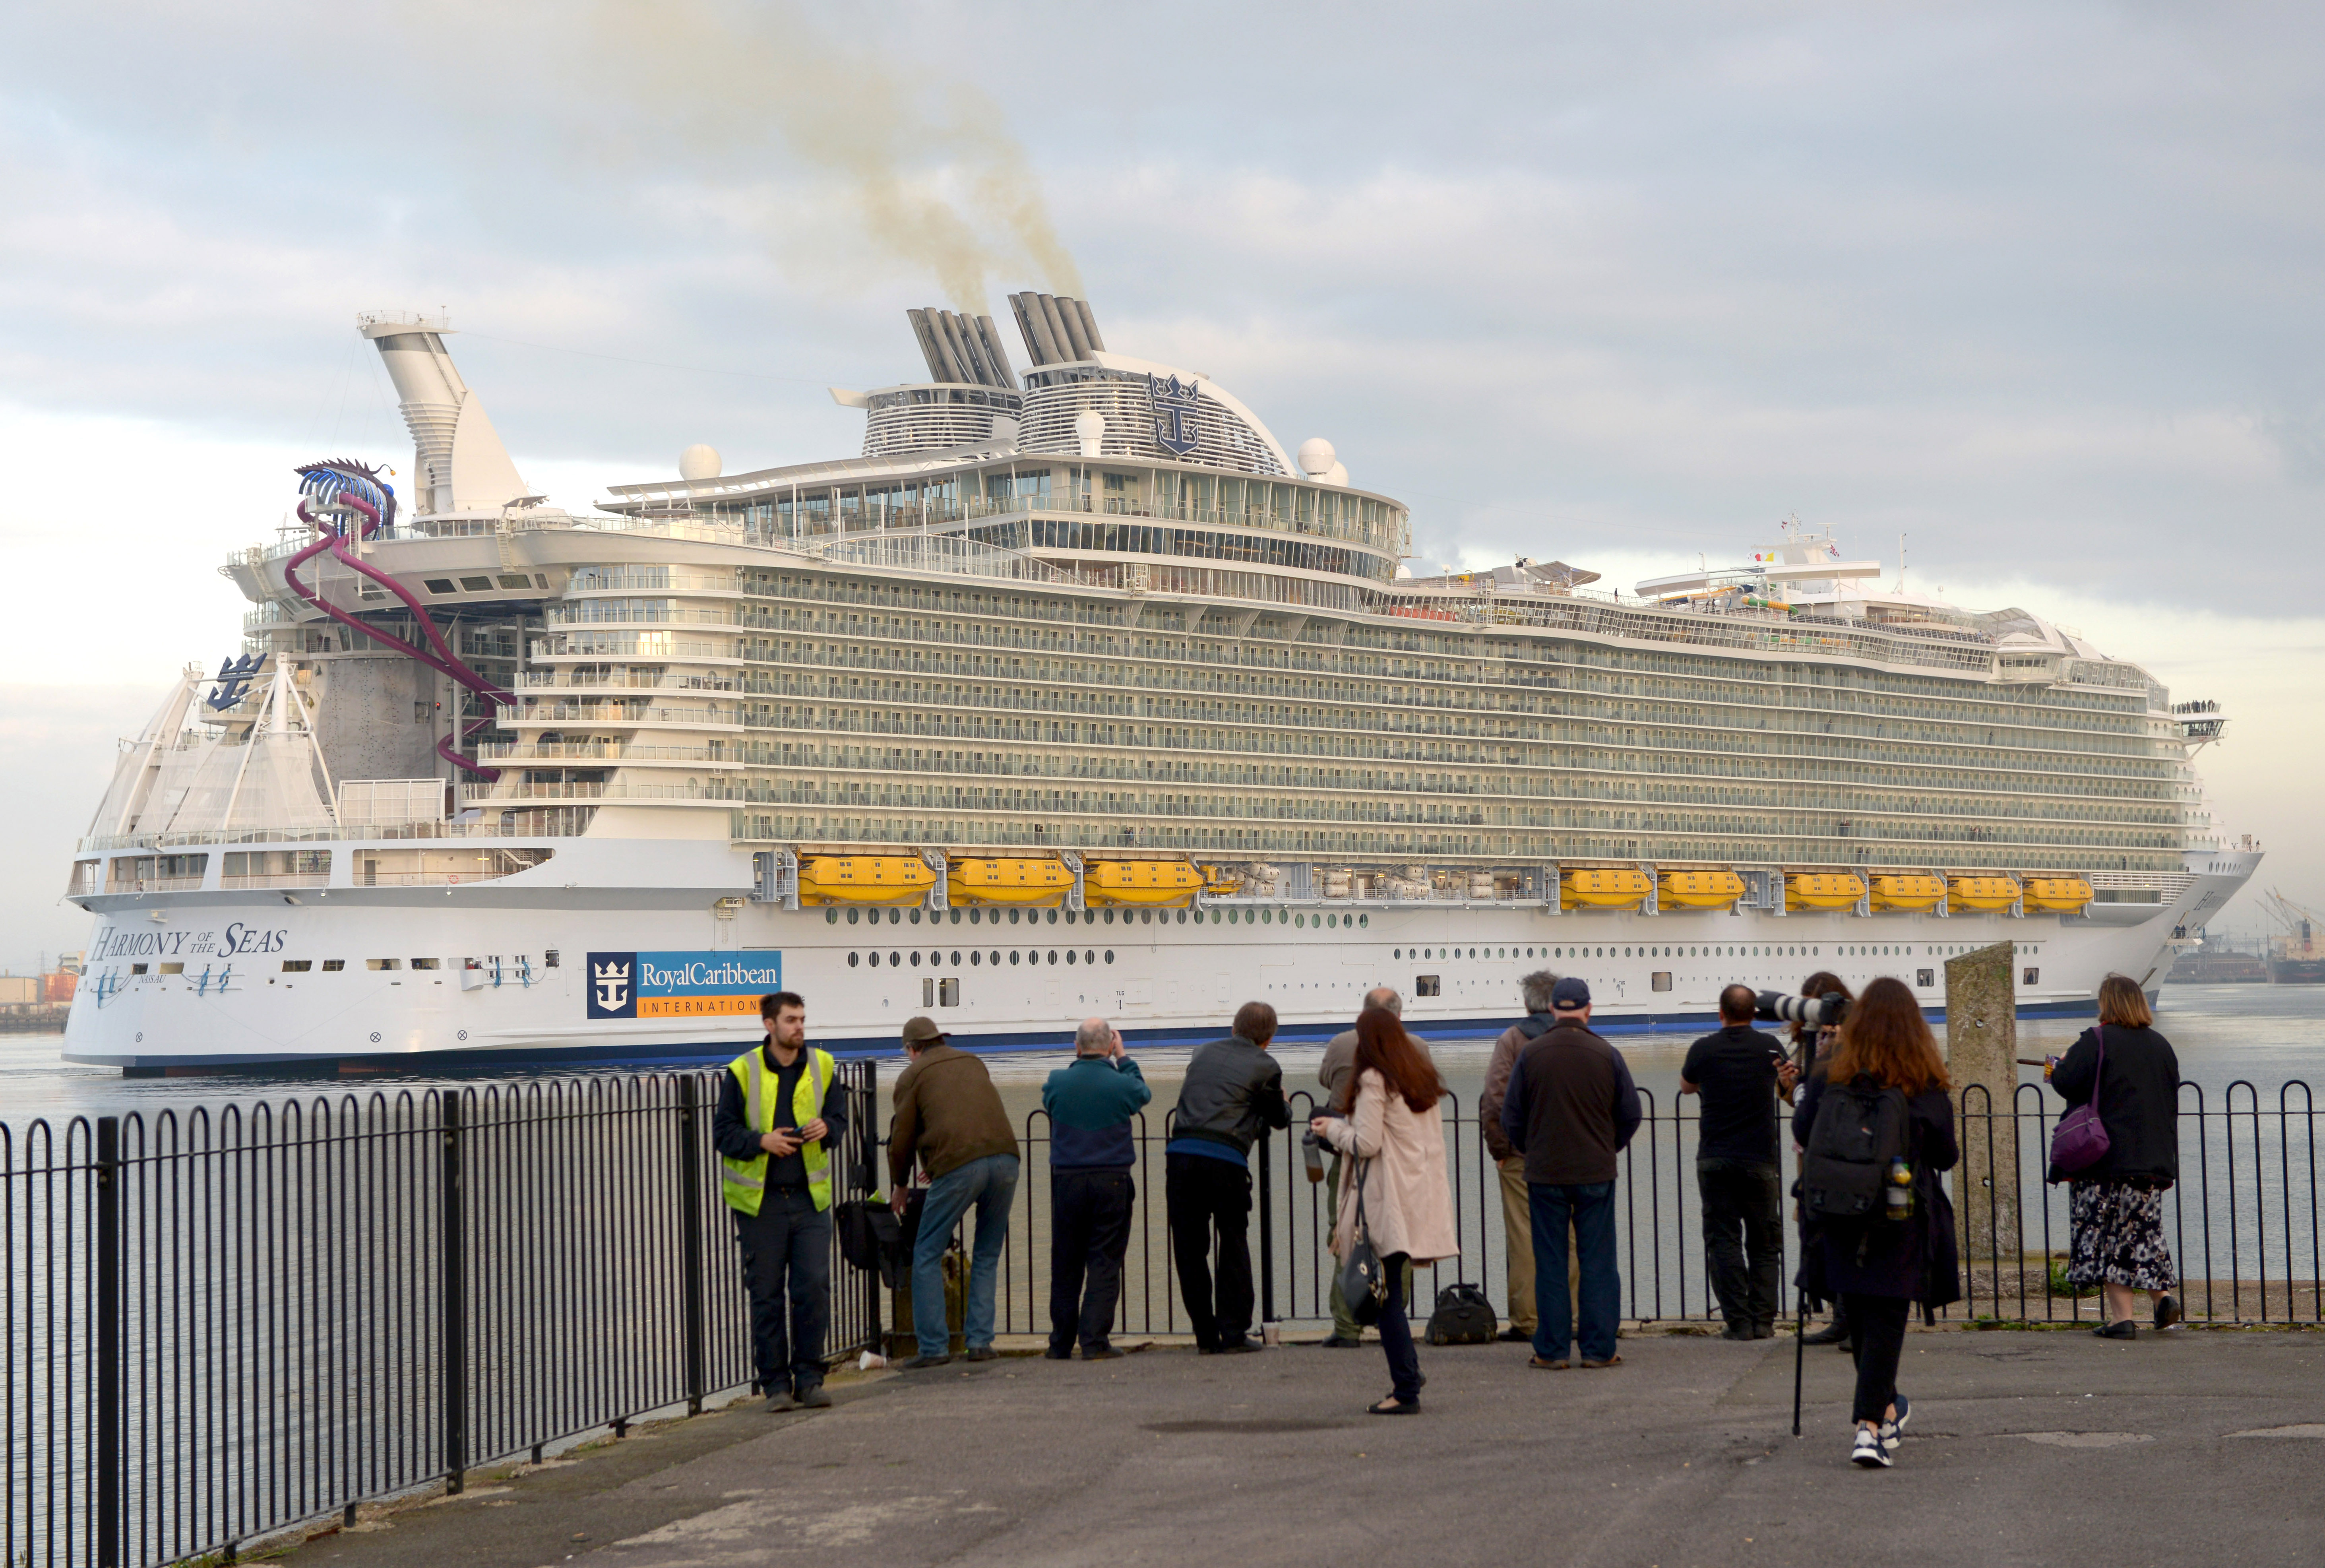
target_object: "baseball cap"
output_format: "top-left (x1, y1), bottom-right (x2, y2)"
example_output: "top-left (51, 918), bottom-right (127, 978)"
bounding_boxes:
top-left (901, 1015), bottom-right (949, 1046)
top-left (1552, 977), bottom-right (1592, 1010)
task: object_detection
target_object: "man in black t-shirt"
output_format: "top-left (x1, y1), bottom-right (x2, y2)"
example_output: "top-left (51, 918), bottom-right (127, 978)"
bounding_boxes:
top-left (1681, 985), bottom-right (1798, 1339)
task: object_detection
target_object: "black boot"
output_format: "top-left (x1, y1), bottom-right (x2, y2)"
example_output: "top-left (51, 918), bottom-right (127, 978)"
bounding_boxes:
top-left (1800, 1306), bottom-right (1850, 1347)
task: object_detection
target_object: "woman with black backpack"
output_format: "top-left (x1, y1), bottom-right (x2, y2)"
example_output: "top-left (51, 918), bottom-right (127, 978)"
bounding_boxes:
top-left (1793, 976), bottom-right (1961, 1468)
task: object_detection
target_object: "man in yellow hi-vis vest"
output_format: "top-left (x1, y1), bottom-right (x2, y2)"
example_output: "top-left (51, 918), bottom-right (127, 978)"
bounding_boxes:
top-left (713, 990), bottom-right (847, 1411)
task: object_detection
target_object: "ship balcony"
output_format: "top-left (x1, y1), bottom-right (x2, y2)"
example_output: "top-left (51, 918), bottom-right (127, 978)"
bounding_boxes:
top-left (513, 703), bottom-right (743, 732)
top-left (462, 780), bottom-right (744, 805)
top-left (531, 638), bottom-right (743, 667)
top-left (478, 743), bottom-right (746, 770)
top-left (515, 671), bottom-right (739, 692)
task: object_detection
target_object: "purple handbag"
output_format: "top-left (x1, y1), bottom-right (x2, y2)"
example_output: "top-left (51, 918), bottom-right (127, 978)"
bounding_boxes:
top-left (2050, 1025), bottom-right (2113, 1176)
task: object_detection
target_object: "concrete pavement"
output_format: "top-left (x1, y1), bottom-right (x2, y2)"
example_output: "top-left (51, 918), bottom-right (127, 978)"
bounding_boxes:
top-left (279, 1326), bottom-right (2325, 1567)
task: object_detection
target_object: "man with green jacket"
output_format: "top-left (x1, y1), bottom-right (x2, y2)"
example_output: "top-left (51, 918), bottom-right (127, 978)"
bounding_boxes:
top-left (713, 990), bottom-right (847, 1411)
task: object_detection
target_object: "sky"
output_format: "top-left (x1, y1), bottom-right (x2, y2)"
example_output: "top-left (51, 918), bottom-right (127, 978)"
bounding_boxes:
top-left (2, 0), bottom-right (2320, 971)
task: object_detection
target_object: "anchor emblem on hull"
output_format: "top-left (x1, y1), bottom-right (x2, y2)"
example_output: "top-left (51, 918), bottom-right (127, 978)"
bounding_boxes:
top-left (587, 954), bottom-right (637, 1019)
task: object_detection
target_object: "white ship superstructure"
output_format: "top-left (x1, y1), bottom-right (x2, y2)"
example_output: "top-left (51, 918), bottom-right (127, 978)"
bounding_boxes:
top-left (63, 297), bottom-right (2260, 1069)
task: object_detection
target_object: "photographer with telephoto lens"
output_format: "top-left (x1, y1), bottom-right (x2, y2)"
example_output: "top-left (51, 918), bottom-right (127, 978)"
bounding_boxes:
top-left (1784, 973), bottom-right (1856, 1349)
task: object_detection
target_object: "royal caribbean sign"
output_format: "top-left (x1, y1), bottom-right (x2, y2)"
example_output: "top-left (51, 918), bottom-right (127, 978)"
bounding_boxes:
top-left (586, 950), bottom-right (784, 1020)
top-left (1147, 373), bottom-right (1202, 457)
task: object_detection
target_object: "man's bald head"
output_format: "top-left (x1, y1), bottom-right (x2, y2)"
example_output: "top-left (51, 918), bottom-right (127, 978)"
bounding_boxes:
top-left (1363, 987), bottom-right (1404, 1017)
top-left (1073, 1016), bottom-right (1116, 1056)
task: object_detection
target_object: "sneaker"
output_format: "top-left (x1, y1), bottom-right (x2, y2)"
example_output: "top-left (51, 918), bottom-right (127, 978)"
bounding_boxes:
top-left (794, 1384), bottom-right (832, 1410)
top-left (2154, 1294), bottom-right (2182, 1330)
top-left (900, 1354), bottom-right (952, 1370)
top-left (1496, 1326), bottom-right (1533, 1343)
top-left (1878, 1394), bottom-right (1910, 1452)
top-left (762, 1391), bottom-right (794, 1413)
top-left (1850, 1427), bottom-right (1892, 1468)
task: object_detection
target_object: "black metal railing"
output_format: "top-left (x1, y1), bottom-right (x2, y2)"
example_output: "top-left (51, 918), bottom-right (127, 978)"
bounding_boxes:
top-left (9, 1067), bottom-right (2317, 1565)
top-left (4, 1066), bottom-right (881, 1568)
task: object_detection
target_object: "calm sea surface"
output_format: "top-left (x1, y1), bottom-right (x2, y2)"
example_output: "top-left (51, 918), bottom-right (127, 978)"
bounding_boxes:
top-left (4, 982), bottom-right (2318, 1128)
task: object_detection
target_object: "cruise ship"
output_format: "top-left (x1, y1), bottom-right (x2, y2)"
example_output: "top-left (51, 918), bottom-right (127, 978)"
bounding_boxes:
top-left (63, 294), bottom-right (2262, 1069)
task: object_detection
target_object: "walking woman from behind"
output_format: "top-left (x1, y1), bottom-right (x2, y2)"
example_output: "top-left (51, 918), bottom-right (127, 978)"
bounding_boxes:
top-left (1793, 977), bottom-right (1961, 1468)
top-left (1789, 972), bottom-right (1856, 1348)
top-left (1311, 1007), bottom-right (1459, 1415)
top-left (2050, 973), bottom-right (2181, 1337)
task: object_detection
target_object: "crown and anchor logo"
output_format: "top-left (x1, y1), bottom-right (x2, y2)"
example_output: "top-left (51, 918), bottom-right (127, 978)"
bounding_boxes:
top-left (586, 952), bottom-right (638, 1019)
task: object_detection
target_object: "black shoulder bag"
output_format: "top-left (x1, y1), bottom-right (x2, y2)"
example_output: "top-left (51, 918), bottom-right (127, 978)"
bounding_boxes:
top-left (1337, 1156), bottom-right (1390, 1328)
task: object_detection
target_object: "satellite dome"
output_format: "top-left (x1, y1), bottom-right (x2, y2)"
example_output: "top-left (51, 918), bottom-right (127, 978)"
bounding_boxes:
top-left (1322, 461), bottom-right (1349, 487)
top-left (1073, 409), bottom-right (1106, 456)
top-left (1393, 563), bottom-right (1413, 580)
top-left (1296, 437), bottom-right (1337, 477)
top-left (678, 444), bottom-right (722, 481)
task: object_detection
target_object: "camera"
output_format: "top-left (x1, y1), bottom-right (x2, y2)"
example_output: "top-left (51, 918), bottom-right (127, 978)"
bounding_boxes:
top-left (1755, 989), bottom-right (1849, 1029)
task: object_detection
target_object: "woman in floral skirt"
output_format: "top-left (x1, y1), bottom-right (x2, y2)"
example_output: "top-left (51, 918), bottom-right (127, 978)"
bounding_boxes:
top-left (2049, 973), bottom-right (2182, 1337)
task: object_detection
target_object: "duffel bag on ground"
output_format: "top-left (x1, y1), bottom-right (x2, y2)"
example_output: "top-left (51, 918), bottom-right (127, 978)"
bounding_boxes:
top-left (1424, 1282), bottom-right (1500, 1345)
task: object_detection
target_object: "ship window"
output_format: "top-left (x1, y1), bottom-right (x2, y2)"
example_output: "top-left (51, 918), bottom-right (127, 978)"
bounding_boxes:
top-left (922, 977), bottom-right (934, 1006)
top-left (989, 951), bottom-right (1001, 965)
top-left (1652, 972), bottom-right (1672, 992)
top-left (1360, 915), bottom-right (1368, 928)
top-left (868, 952), bottom-right (880, 967)
top-left (1046, 950), bottom-right (1058, 964)
top-left (949, 951), bottom-right (962, 966)
top-left (1415, 975), bottom-right (1441, 997)
top-left (888, 908), bottom-right (903, 925)
top-left (1009, 950), bottom-right (1020, 965)
top-left (282, 961), bottom-right (312, 973)
top-left (410, 958), bottom-right (440, 970)
top-left (950, 909), bottom-right (962, 924)
top-left (826, 909), bottom-right (838, 923)
top-left (1261, 911), bottom-right (1272, 925)
top-left (1104, 950), bottom-right (1115, 964)
top-left (889, 952), bottom-right (900, 967)
top-left (459, 576), bottom-right (493, 591)
top-left (909, 909), bottom-right (922, 925)
top-left (847, 908), bottom-right (860, 925)
top-left (910, 951), bottom-right (922, 967)
top-left (969, 908), bottom-right (983, 925)
top-left (131, 964), bottom-right (147, 975)
top-left (849, 953), bottom-right (860, 967)
top-left (544, 950), bottom-right (560, 967)
top-left (1066, 949), bottom-right (1077, 964)
top-left (497, 574), bottom-right (529, 590)
top-left (1394, 950), bottom-right (1402, 960)
top-left (322, 959), bottom-right (345, 972)
top-left (1294, 915), bottom-right (1305, 929)
top-left (1008, 909), bottom-right (1021, 926)
top-left (2024, 967), bottom-right (2040, 985)
top-left (970, 951), bottom-right (982, 965)
top-left (939, 977), bottom-right (960, 1006)
top-left (161, 963), bottom-right (184, 975)
top-left (1143, 910), bottom-right (1155, 925)
top-left (367, 959), bottom-right (402, 971)
top-left (1918, 969), bottom-right (1934, 987)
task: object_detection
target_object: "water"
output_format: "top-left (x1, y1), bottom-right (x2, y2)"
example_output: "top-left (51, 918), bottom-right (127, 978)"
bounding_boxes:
top-left (5, 982), bottom-right (2319, 1127)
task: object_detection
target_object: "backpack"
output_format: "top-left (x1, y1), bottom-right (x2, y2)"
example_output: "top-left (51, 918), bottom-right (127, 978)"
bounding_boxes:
top-left (1798, 1076), bottom-right (1909, 1227)
top-left (1424, 1283), bottom-right (1500, 1346)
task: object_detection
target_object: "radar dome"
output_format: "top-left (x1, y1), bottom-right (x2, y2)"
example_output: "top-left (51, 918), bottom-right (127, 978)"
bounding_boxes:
top-left (1296, 437), bottom-right (1337, 477)
top-left (678, 444), bottom-right (722, 481)
top-left (1073, 409), bottom-right (1106, 456)
top-left (1322, 461), bottom-right (1349, 487)
top-left (1393, 564), bottom-right (1413, 580)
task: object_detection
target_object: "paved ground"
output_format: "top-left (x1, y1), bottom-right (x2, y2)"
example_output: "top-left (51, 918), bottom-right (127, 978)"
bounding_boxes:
top-left (279, 1326), bottom-right (2325, 1567)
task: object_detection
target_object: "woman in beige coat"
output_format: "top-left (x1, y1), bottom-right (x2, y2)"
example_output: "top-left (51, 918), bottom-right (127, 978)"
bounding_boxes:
top-left (1311, 1008), bottom-right (1460, 1414)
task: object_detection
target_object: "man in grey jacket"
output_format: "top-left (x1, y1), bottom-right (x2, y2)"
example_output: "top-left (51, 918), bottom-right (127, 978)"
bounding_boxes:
top-left (1166, 1001), bottom-right (1290, 1353)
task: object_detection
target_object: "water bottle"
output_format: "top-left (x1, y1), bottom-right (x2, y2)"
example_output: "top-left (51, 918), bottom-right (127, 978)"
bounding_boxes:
top-left (1302, 1128), bottom-right (1325, 1183)
top-left (1885, 1156), bottom-right (1915, 1221)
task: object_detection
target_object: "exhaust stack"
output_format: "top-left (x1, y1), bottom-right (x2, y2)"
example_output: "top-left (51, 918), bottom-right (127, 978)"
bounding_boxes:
top-left (357, 313), bottom-right (530, 516)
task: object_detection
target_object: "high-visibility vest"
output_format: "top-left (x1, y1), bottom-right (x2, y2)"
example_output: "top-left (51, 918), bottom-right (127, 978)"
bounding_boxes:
top-left (722, 1045), bottom-right (838, 1215)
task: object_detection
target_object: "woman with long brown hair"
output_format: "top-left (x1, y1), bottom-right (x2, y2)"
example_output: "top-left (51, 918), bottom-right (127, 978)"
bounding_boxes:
top-left (1310, 1006), bottom-right (1459, 1414)
top-left (2049, 975), bottom-right (2182, 1337)
top-left (1792, 977), bottom-right (1961, 1468)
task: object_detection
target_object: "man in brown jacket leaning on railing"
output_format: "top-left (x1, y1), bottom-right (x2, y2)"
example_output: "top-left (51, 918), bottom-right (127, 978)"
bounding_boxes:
top-left (888, 1016), bottom-right (1020, 1370)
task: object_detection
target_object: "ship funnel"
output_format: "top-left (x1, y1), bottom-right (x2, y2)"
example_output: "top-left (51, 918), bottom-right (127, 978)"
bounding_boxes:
top-left (357, 313), bottom-right (530, 516)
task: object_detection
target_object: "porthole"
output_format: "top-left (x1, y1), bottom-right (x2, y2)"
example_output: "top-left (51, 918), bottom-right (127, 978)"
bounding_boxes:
top-left (970, 951), bottom-right (982, 966)
top-left (889, 952), bottom-right (900, 966)
top-left (1085, 950), bottom-right (1095, 964)
top-left (1046, 950), bottom-right (1058, 964)
top-left (847, 908), bottom-right (861, 926)
top-left (1177, 909), bottom-right (1188, 924)
top-left (1142, 910), bottom-right (1154, 925)
top-left (1294, 914), bottom-right (1305, 928)
top-left (949, 909), bottom-right (963, 925)
top-left (1047, 909), bottom-right (1060, 925)
top-left (989, 952), bottom-right (1000, 966)
top-left (1359, 914), bottom-right (1368, 927)
top-left (1066, 949), bottom-right (1077, 964)
top-left (848, 952), bottom-right (860, 967)
top-left (911, 951), bottom-right (922, 967)
top-left (969, 907), bottom-right (983, 925)
top-left (1009, 909), bottom-right (1022, 926)
top-left (1261, 910), bottom-right (1272, 925)
top-left (1394, 949), bottom-right (1402, 960)
top-left (1105, 909), bottom-right (1117, 925)
top-left (825, 908), bottom-right (838, 924)
top-left (1212, 910), bottom-right (1223, 924)
top-left (1010, 951), bottom-right (1021, 965)
top-left (1104, 950), bottom-right (1115, 964)
top-left (889, 908), bottom-right (903, 925)
top-left (949, 951), bottom-right (962, 965)
top-left (909, 908), bottom-right (922, 925)
top-left (1065, 909), bottom-right (1078, 925)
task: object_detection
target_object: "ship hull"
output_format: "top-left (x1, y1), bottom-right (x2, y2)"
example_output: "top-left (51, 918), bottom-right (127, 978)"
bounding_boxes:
top-left (62, 839), bottom-right (2260, 1070)
top-left (2269, 957), bottom-right (2325, 985)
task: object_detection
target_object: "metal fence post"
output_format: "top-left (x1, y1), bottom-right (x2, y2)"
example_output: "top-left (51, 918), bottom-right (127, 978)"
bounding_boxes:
top-left (439, 1094), bottom-right (468, 1495)
top-left (1256, 1129), bottom-right (1275, 1325)
top-left (675, 1076), bottom-right (707, 1415)
top-left (95, 1116), bottom-right (120, 1568)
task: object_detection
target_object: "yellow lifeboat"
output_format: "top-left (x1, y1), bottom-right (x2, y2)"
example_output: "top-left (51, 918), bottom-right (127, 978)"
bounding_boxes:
top-left (1087, 859), bottom-right (1204, 907)
top-left (1869, 873), bottom-right (1946, 913)
top-left (1658, 869), bottom-right (1745, 909)
top-left (1562, 868), bottom-right (1653, 911)
top-left (798, 855), bottom-right (936, 907)
top-left (1786, 872), bottom-right (1866, 912)
top-left (1949, 874), bottom-right (2022, 911)
top-left (2023, 876), bottom-right (2094, 913)
top-left (948, 856), bottom-right (1073, 907)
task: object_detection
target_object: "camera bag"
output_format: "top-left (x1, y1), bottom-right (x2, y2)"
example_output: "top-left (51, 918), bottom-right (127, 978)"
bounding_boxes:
top-left (1424, 1282), bottom-right (1500, 1345)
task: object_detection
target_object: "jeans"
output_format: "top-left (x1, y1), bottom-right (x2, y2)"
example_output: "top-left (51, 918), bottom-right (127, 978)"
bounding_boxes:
top-left (911, 1153), bottom-right (1019, 1359)
top-left (1696, 1158), bottom-right (1783, 1333)
top-left (1376, 1252), bottom-right (1421, 1402)
top-left (1843, 1292), bottom-right (1911, 1423)
top-left (731, 1188), bottom-right (833, 1395)
top-left (1166, 1153), bottom-right (1254, 1350)
top-left (1326, 1150), bottom-right (1412, 1339)
top-left (1530, 1179), bottom-right (1620, 1364)
top-left (1048, 1169), bottom-right (1134, 1353)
